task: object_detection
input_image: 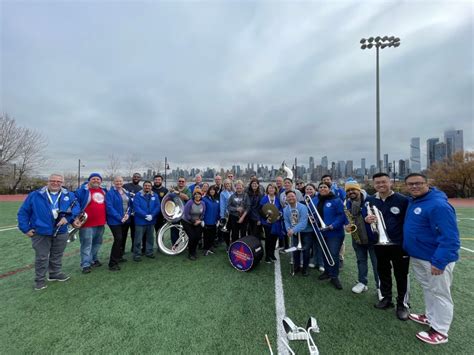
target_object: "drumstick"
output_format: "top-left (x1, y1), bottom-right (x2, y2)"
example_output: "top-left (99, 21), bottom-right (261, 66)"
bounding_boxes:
top-left (264, 334), bottom-right (273, 355)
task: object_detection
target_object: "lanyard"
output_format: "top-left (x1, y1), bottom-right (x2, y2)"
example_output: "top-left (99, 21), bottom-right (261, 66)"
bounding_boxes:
top-left (46, 190), bottom-right (62, 210)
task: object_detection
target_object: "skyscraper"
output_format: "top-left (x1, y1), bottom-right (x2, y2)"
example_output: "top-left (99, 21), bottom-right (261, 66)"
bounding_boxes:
top-left (321, 156), bottom-right (328, 169)
top-left (444, 130), bottom-right (464, 157)
top-left (346, 160), bottom-right (353, 177)
top-left (383, 154), bottom-right (389, 173)
top-left (399, 159), bottom-right (406, 177)
top-left (309, 156), bottom-right (315, 173)
top-left (434, 142), bottom-right (447, 163)
top-left (337, 160), bottom-right (346, 178)
top-left (426, 138), bottom-right (439, 168)
top-left (410, 137), bottom-right (421, 173)
top-left (361, 158), bottom-right (366, 175)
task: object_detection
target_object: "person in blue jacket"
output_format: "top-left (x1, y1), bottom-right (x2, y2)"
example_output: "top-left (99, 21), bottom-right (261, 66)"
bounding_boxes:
top-left (260, 183), bottom-right (283, 263)
top-left (283, 191), bottom-right (309, 275)
top-left (105, 176), bottom-right (131, 271)
top-left (403, 173), bottom-right (460, 345)
top-left (132, 181), bottom-right (161, 261)
top-left (17, 174), bottom-right (80, 290)
top-left (202, 185), bottom-right (219, 256)
top-left (315, 182), bottom-right (347, 290)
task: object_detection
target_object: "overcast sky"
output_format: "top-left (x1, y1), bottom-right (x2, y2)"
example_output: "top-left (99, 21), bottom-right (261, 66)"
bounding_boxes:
top-left (1, 0), bottom-right (472, 175)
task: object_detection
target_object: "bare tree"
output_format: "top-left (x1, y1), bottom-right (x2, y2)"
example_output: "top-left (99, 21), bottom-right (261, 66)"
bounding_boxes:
top-left (146, 160), bottom-right (163, 177)
top-left (105, 154), bottom-right (122, 181)
top-left (124, 154), bottom-right (141, 179)
top-left (0, 113), bottom-right (26, 167)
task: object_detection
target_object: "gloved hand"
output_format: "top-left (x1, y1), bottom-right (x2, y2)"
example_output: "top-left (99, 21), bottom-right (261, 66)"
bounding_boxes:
top-left (145, 214), bottom-right (152, 221)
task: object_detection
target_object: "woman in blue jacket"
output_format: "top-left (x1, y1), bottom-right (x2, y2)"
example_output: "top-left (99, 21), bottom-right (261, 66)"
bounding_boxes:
top-left (203, 186), bottom-right (220, 256)
top-left (105, 176), bottom-right (131, 271)
top-left (315, 182), bottom-right (347, 290)
top-left (260, 183), bottom-right (283, 263)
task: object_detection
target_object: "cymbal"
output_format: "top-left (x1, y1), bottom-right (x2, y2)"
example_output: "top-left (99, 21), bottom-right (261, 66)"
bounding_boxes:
top-left (261, 203), bottom-right (280, 223)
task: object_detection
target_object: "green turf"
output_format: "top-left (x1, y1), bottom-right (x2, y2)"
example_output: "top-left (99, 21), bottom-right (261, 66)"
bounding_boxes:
top-left (1, 201), bottom-right (473, 354)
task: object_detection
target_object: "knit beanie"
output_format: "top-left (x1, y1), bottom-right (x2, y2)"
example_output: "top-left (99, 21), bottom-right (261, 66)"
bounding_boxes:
top-left (345, 178), bottom-right (361, 192)
top-left (88, 173), bottom-right (103, 181)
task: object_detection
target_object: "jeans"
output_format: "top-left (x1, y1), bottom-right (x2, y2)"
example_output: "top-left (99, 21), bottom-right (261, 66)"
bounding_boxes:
top-left (79, 226), bottom-right (105, 268)
top-left (323, 234), bottom-right (344, 278)
top-left (134, 225), bottom-right (155, 257)
top-left (352, 239), bottom-right (379, 286)
top-left (292, 232), bottom-right (313, 270)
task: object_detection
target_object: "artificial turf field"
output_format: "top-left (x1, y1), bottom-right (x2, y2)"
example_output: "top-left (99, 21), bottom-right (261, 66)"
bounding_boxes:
top-left (1, 201), bottom-right (473, 354)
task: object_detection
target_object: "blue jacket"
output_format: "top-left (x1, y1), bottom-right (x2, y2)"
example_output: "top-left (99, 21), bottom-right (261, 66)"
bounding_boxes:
top-left (331, 184), bottom-right (346, 201)
top-left (75, 182), bottom-right (107, 211)
top-left (283, 202), bottom-right (308, 234)
top-left (365, 192), bottom-right (408, 245)
top-left (313, 194), bottom-right (347, 238)
top-left (260, 195), bottom-right (283, 236)
top-left (403, 188), bottom-right (460, 270)
top-left (106, 188), bottom-right (132, 226)
top-left (203, 196), bottom-right (220, 226)
top-left (219, 190), bottom-right (233, 218)
top-left (18, 187), bottom-right (80, 236)
top-left (133, 191), bottom-right (161, 226)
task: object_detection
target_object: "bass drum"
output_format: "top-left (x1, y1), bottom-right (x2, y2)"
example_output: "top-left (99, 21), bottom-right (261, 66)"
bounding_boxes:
top-left (228, 235), bottom-right (263, 272)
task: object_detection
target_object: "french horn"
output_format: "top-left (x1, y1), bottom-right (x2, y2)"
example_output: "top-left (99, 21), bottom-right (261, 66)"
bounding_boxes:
top-left (156, 192), bottom-right (189, 255)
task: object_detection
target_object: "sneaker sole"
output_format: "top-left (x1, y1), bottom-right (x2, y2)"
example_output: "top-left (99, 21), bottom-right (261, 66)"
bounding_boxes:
top-left (415, 333), bottom-right (448, 345)
top-left (47, 277), bottom-right (70, 282)
top-left (352, 287), bottom-right (368, 294)
top-left (34, 286), bottom-right (48, 290)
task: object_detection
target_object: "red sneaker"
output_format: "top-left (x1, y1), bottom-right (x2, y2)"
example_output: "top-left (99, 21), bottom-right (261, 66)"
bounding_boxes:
top-left (409, 313), bottom-right (430, 325)
top-left (416, 328), bottom-right (448, 345)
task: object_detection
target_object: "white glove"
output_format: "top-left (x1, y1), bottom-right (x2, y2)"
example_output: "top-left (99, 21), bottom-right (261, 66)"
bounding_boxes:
top-left (145, 215), bottom-right (152, 221)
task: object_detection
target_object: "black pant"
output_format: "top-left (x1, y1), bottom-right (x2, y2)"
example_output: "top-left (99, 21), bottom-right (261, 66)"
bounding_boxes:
top-left (229, 214), bottom-right (247, 243)
top-left (375, 244), bottom-right (410, 306)
top-left (203, 225), bottom-right (217, 251)
top-left (183, 221), bottom-right (203, 257)
top-left (154, 213), bottom-right (167, 234)
top-left (263, 225), bottom-right (278, 260)
top-left (248, 220), bottom-right (263, 239)
top-left (123, 215), bottom-right (136, 253)
top-left (109, 224), bottom-right (128, 267)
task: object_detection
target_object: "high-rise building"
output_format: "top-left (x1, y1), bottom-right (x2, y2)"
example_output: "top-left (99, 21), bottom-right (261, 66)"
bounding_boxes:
top-left (410, 137), bottom-right (421, 173)
top-left (444, 130), bottom-right (464, 158)
top-left (434, 142), bottom-right (447, 163)
top-left (321, 156), bottom-right (328, 169)
top-left (398, 159), bottom-right (406, 177)
top-left (346, 160), bottom-right (353, 177)
top-left (309, 156), bottom-right (315, 173)
top-left (361, 158), bottom-right (366, 175)
top-left (383, 154), bottom-right (389, 173)
top-left (337, 161), bottom-right (346, 178)
top-left (426, 138), bottom-right (439, 168)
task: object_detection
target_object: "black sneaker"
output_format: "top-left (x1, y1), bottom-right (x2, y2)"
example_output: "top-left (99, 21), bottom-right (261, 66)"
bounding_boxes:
top-left (374, 297), bottom-right (395, 309)
top-left (330, 277), bottom-right (343, 290)
top-left (396, 305), bottom-right (409, 321)
top-left (109, 265), bottom-right (121, 271)
top-left (265, 258), bottom-right (272, 264)
top-left (82, 267), bottom-right (92, 274)
top-left (118, 258), bottom-right (128, 263)
top-left (34, 281), bottom-right (48, 290)
top-left (302, 269), bottom-right (309, 277)
top-left (318, 272), bottom-right (330, 280)
top-left (133, 257), bottom-right (142, 262)
top-left (293, 266), bottom-right (301, 274)
top-left (47, 273), bottom-right (70, 282)
top-left (188, 255), bottom-right (196, 261)
top-left (92, 260), bottom-right (102, 268)
top-left (145, 254), bottom-right (155, 259)
top-left (270, 256), bottom-right (277, 261)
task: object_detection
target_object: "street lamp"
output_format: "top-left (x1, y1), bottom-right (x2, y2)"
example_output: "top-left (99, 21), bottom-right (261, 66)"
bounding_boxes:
top-left (164, 157), bottom-right (170, 188)
top-left (77, 159), bottom-right (85, 188)
top-left (360, 36), bottom-right (400, 172)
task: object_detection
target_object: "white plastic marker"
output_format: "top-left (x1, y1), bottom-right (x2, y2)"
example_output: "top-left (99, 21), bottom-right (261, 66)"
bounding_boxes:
top-left (264, 334), bottom-right (273, 355)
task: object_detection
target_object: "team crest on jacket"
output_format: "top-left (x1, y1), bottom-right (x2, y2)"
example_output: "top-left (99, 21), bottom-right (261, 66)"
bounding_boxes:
top-left (326, 202), bottom-right (332, 207)
top-left (390, 207), bottom-right (400, 214)
top-left (92, 192), bottom-right (105, 204)
top-left (64, 196), bottom-right (69, 201)
top-left (151, 196), bottom-right (156, 201)
top-left (414, 207), bottom-right (422, 215)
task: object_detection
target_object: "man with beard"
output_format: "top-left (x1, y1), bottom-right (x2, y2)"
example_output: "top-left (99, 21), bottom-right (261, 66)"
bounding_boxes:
top-left (188, 174), bottom-right (203, 194)
top-left (152, 174), bottom-right (168, 234)
top-left (123, 172), bottom-right (143, 253)
top-left (75, 173), bottom-right (107, 274)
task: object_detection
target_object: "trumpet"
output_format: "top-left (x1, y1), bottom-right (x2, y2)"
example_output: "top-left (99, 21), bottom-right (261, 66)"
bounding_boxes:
top-left (304, 195), bottom-right (335, 266)
top-left (365, 202), bottom-right (393, 245)
top-left (343, 200), bottom-right (361, 244)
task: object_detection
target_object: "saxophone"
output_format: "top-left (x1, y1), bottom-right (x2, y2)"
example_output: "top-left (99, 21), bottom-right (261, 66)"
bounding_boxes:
top-left (343, 200), bottom-right (361, 244)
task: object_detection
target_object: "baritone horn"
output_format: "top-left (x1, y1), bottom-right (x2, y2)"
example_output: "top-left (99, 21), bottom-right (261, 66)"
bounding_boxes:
top-left (304, 195), bottom-right (335, 266)
top-left (365, 202), bottom-right (394, 245)
top-left (156, 192), bottom-right (189, 255)
top-left (67, 211), bottom-right (88, 243)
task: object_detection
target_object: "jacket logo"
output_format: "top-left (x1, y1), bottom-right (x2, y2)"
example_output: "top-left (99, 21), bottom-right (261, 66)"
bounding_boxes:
top-left (64, 196), bottom-right (69, 201)
top-left (390, 207), bottom-right (400, 215)
top-left (326, 202), bottom-right (332, 207)
top-left (151, 197), bottom-right (156, 201)
top-left (414, 207), bottom-right (422, 215)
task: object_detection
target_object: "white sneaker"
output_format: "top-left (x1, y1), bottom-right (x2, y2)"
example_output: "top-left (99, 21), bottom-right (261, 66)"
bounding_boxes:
top-left (318, 266), bottom-right (325, 273)
top-left (309, 263), bottom-right (316, 269)
top-left (376, 288), bottom-right (383, 301)
top-left (352, 282), bottom-right (368, 294)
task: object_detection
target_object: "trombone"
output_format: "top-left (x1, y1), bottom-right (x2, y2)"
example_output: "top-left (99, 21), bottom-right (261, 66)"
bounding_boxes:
top-left (304, 195), bottom-right (335, 266)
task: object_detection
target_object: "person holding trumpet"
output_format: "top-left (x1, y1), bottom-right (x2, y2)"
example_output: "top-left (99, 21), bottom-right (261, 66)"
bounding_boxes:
top-left (283, 191), bottom-right (309, 276)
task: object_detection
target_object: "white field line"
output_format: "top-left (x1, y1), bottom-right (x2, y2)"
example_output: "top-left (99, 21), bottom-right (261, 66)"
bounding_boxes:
top-left (274, 253), bottom-right (289, 355)
top-left (0, 227), bottom-right (18, 232)
top-left (461, 246), bottom-right (474, 253)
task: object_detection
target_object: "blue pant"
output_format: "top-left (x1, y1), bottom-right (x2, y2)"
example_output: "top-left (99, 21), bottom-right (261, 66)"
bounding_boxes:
top-left (323, 234), bottom-right (344, 278)
top-left (310, 233), bottom-right (324, 268)
top-left (79, 226), bottom-right (105, 268)
top-left (292, 232), bottom-right (313, 270)
top-left (352, 239), bottom-right (379, 286)
top-left (134, 224), bottom-right (155, 257)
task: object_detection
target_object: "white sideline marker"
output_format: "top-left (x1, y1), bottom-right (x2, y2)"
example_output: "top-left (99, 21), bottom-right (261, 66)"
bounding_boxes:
top-left (274, 252), bottom-right (289, 355)
top-left (461, 246), bottom-right (474, 253)
top-left (0, 227), bottom-right (18, 233)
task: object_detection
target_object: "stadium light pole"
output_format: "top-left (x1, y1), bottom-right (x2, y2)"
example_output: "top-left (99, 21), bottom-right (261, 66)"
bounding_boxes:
top-left (360, 36), bottom-right (400, 172)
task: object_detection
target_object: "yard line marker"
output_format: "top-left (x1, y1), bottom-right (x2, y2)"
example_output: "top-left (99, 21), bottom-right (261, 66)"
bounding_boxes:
top-left (274, 253), bottom-right (289, 355)
top-left (461, 246), bottom-right (474, 253)
top-left (0, 227), bottom-right (18, 232)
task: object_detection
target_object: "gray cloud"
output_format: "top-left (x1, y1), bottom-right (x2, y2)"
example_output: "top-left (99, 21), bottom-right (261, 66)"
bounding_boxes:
top-left (1, 0), bottom-right (472, 175)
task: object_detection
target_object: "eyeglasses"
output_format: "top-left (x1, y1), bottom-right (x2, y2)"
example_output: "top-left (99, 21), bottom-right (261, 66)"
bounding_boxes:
top-left (227, 175), bottom-right (233, 178)
top-left (49, 180), bottom-right (63, 183)
top-left (406, 182), bottom-right (426, 187)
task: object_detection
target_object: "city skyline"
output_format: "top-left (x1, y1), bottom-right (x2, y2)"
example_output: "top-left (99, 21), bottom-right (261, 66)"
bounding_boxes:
top-left (1, 1), bottom-right (472, 174)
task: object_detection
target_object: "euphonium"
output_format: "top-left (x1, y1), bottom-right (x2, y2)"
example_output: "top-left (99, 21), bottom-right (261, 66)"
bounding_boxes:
top-left (67, 211), bottom-right (88, 243)
top-left (365, 202), bottom-right (393, 245)
top-left (343, 201), bottom-right (360, 244)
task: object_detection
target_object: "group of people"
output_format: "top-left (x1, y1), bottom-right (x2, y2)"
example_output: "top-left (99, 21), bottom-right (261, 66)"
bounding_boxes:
top-left (17, 169), bottom-right (460, 345)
